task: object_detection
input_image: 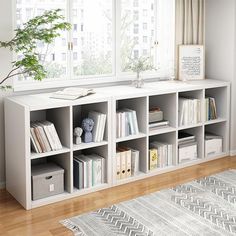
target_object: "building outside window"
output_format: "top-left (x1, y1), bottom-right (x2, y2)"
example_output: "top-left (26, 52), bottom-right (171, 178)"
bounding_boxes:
top-left (14, 0), bottom-right (175, 89)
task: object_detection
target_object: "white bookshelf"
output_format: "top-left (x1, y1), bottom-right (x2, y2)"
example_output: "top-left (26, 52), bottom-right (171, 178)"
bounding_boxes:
top-left (5, 79), bottom-right (230, 209)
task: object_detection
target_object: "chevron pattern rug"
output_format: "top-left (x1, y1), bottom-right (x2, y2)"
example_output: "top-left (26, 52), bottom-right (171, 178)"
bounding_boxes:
top-left (61, 170), bottom-right (236, 235)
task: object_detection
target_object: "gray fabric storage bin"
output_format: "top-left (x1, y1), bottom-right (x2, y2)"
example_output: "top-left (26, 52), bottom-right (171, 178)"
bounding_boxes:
top-left (31, 163), bottom-right (64, 200)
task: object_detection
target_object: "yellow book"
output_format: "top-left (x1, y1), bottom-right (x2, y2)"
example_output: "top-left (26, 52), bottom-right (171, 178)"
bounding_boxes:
top-left (149, 148), bottom-right (158, 170)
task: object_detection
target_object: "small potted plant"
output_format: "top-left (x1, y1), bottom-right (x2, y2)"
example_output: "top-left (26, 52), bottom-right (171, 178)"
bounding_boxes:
top-left (0, 9), bottom-right (71, 90)
top-left (126, 56), bottom-right (155, 88)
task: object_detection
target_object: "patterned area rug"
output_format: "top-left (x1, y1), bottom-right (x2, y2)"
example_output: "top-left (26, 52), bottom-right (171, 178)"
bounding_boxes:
top-left (61, 170), bottom-right (236, 235)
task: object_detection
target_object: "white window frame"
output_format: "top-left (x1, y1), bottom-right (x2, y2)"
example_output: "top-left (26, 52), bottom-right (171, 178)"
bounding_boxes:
top-left (12, 0), bottom-right (175, 92)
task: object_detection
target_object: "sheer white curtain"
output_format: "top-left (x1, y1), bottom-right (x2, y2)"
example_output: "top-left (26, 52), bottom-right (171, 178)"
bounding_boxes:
top-left (175, 0), bottom-right (205, 77)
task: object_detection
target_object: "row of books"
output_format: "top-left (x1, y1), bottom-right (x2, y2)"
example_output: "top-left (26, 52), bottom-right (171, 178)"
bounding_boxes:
top-left (205, 97), bottom-right (217, 121)
top-left (88, 111), bottom-right (107, 142)
top-left (30, 121), bottom-right (62, 153)
top-left (116, 109), bottom-right (139, 138)
top-left (178, 132), bottom-right (197, 163)
top-left (149, 142), bottom-right (173, 170)
top-left (179, 97), bottom-right (201, 126)
top-left (73, 154), bottom-right (105, 189)
top-left (116, 147), bottom-right (140, 180)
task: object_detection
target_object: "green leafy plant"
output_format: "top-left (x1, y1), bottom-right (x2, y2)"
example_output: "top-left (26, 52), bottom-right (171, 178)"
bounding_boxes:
top-left (0, 9), bottom-right (71, 90)
top-left (125, 56), bottom-right (156, 88)
top-left (126, 56), bottom-right (155, 77)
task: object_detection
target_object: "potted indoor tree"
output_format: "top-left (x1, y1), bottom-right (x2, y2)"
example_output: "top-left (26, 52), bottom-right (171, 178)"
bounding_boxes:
top-left (0, 9), bottom-right (71, 90)
top-left (126, 56), bottom-right (155, 88)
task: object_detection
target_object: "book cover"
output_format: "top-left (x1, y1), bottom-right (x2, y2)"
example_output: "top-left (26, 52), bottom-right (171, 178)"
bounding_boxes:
top-left (131, 149), bottom-right (139, 176)
top-left (116, 152), bottom-right (121, 180)
top-left (149, 148), bottom-right (158, 170)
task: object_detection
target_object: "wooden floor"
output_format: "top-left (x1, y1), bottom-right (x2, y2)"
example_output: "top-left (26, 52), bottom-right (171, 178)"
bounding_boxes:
top-left (1, 156), bottom-right (236, 236)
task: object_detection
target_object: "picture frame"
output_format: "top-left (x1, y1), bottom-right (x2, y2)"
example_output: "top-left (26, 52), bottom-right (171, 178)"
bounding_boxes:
top-left (178, 45), bottom-right (205, 81)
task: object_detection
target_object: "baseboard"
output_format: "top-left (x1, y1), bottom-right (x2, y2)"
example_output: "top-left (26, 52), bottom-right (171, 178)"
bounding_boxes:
top-left (0, 181), bottom-right (6, 189)
top-left (230, 150), bottom-right (236, 156)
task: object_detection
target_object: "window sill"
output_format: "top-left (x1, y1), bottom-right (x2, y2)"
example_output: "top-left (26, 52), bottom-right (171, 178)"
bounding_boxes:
top-left (13, 73), bottom-right (171, 92)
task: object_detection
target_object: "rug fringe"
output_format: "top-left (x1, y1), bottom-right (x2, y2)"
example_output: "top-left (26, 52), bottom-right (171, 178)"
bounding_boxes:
top-left (60, 219), bottom-right (85, 236)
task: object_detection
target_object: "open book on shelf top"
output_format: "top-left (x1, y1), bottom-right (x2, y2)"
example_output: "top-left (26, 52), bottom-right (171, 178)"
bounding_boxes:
top-left (51, 87), bottom-right (95, 100)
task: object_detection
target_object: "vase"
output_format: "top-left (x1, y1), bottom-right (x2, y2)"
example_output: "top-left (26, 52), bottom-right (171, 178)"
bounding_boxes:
top-left (132, 71), bottom-right (144, 88)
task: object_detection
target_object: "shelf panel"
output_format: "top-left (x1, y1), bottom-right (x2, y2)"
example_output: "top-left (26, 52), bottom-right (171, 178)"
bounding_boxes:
top-left (148, 165), bottom-right (175, 174)
top-left (205, 152), bottom-right (226, 159)
top-left (116, 133), bottom-right (146, 143)
top-left (178, 123), bottom-right (203, 131)
top-left (31, 147), bottom-right (70, 160)
top-left (73, 183), bottom-right (108, 194)
top-left (116, 171), bottom-right (146, 185)
top-left (149, 126), bottom-right (176, 136)
top-left (204, 118), bottom-right (227, 125)
top-left (73, 141), bottom-right (108, 151)
top-left (31, 191), bottom-right (71, 208)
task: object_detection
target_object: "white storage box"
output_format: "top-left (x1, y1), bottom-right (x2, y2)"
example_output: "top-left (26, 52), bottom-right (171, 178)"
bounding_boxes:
top-left (178, 142), bottom-right (198, 163)
top-left (31, 163), bottom-right (64, 200)
top-left (205, 138), bottom-right (222, 157)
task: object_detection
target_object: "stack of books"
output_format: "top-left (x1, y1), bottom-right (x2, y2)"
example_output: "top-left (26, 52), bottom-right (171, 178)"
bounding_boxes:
top-left (116, 147), bottom-right (139, 180)
top-left (88, 111), bottom-right (107, 142)
top-left (73, 154), bottom-right (105, 189)
top-left (30, 121), bottom-right (62, 153)
top-left (149, 107), bottom-right (170, 130)
top-left (179, 97), bottom-right (201, 126)
top-left (149, 120), bottom-right (170, 129)
top-left (205, 97), bottom-right (217, 121)
top-left (149, 141), bottom-right (173, 170)
top-left (116, 109), bottom-right (139, 138)
top-left (178, 132), bottom-right (198, 163)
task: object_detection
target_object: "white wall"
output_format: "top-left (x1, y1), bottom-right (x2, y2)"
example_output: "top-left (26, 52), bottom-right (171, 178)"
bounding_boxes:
top-left (0, 0), bottom-right (236, 187)
top-left (205, 0), bottom-right (236, 153)
top-left (0, 0), bottom-right (13, 188)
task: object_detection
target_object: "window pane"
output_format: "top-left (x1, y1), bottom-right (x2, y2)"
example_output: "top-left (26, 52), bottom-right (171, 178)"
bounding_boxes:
top-left (15, 0), bottom-right (68, 82)
top-left (72, 0), bottom-right (113, 76)
top-left (120, 0), bottom-right (175, 76)
top-left (120, 0), bottom-right (156, 72)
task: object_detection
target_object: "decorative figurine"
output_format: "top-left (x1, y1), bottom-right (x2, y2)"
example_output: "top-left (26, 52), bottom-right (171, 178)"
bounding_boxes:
top-left (81, 118), bottom-right (94, 143)
top-left (73, 127), bottom-right (83, 144)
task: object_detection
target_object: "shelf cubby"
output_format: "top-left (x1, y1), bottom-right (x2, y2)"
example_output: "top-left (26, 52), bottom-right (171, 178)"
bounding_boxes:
top-left (149, 92), bottom-right (177, 128)
top-left (31, 152), bottom-right (72, 199)
top-left (205, 122), bottom-right (228, 156)
top-left (116, 96), bottom-right (147, 138)
top-left (73, 145), bottom-right (109, 190)
top-left (204, 86), bottom-right (228, 121)
top-left (116, 137), bottom-right (147, 174)
top-left (30, 106), bottom-right (71, 154)
top-left (149, 131), bottom-right (177, 167)
top-left (73, 101), bottom-right (109, 147)
top-left (178, 126), bottom-right (204, 164)
top-left (178, 89), bottom-right (203, 127)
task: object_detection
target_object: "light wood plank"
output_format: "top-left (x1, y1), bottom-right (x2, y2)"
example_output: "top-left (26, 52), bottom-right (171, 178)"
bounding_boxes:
top-left (0, 156), bottom-right (235, 236)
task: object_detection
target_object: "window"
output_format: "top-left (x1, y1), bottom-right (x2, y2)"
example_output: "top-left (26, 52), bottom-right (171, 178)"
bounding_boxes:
top-left (73, 38), bottom-right (78, 46)
top-left (14, 0), bottom-right (175, 89)
top-left (73, 52), bottom-right (78, 60)
top-left (143, 36), bottom-right (148, 43)
top-left (143, 23), bottom-right (147, 30)
top-left (61, 38), bottom-right (66, 46)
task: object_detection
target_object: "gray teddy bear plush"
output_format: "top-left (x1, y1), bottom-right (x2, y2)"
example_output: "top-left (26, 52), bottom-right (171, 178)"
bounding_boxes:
top-left (81, 118), bottom-right (94, 143)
